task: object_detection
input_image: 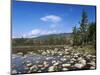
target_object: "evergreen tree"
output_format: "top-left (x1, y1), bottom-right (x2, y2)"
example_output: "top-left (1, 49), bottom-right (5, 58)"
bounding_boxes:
top-left (79, 9), bottom-right (88, 45)
top-left (72, 26), bottom-right (78, 45)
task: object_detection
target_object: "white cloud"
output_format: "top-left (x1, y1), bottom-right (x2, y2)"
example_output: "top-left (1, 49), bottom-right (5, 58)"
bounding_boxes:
top-left (22, 29), bottom-right (62, 38)
top-left (29, 29), bottom-right (41, 35)
top-left (23, 29), bottom-right (41, 38)
top-left (40, 15), bottom-right (62, 23)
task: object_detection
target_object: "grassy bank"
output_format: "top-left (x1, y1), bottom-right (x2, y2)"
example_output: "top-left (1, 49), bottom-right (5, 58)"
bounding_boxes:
top-left (73, 45), bottom-right (96, 55)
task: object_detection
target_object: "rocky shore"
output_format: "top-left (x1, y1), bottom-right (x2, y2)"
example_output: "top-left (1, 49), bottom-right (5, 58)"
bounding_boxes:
top-left (12, 46), bottom-right (96, 74)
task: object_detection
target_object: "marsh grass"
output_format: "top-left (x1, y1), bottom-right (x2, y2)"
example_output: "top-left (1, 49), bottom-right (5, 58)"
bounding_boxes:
top-left (73, 45), bottom-right (96, 55)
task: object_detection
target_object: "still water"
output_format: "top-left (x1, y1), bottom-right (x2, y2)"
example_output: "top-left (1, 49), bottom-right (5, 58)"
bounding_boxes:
top-left (11, 54), bottom-right (70, 74)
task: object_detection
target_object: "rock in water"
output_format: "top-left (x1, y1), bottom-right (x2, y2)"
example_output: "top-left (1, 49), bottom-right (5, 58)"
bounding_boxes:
top-left (52, 60), bottom-right (56, 64)
top-left (79, 59), bottom-right (86, 66)
top-left (87, 61), bottom-right (95, 67)
top-left (90, 66), bottom-right (95, 70)
top-left (42, 51), bottom-right (47, 55)
top-left (53, 62), bottom-right (59, 66)
top-left (48, 66), bottom-right (55, 72)
top-left (62, 64), bottom-right (71, 67)
top-left (60, 58), bottom-right (67, 62)
top-left (43, 61), bottom-right (49, 68)
top-left (62, 68), bottom-right (68, 71)
top-left (38, 64), bottom-right (43, 68)
top-left (74, 63), bottom-right (84, 69)
top-left (17, 52), bottom-right (23, 55)
top-left (12, 70), bottom-right (17, 74)
top-left (28, 65), bottom-right (38, 73)
top-left (26, 63), bottom-right (32, 67)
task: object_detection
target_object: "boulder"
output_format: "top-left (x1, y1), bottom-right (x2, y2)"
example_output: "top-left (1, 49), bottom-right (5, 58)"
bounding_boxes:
top-left (62, 68), bottom-right (68, 71)
top-left (43, 61), bottom-right (49, 68)
top-left (53, 62), bottom-right (59, 66)
top-left (74, 63), bottom-right (84, 69)
top-left (38, 64), bottom-right (43, 68)
top-left (48, 66), bottom-right (55, 72)
top-left (62, 64), bottom-right (71, 67)
top-left (79, 59), bottom-right (86, 66)
top-left (65, 48), bottom-right (69, 52)
top-left (12, 69), bottom-right (17, 74)
top-left (26, 63), bottom-right (32, 67)
top-left (42, 51), bottom-right (47, 55)
top-left (17, 52), bottom-right (23, 55)
top-left (87, 61), bottom-right (95, 67)
top-left (28, 65), bottom-right (38, 73)
top-left (90, 66), bottom-right (95, 70)
top-left (30, 65), bottom-right (38, 71)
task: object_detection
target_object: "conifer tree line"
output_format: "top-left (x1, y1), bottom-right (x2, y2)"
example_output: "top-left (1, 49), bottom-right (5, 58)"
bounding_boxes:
top-left (72, 10), bottom-right (96, 47)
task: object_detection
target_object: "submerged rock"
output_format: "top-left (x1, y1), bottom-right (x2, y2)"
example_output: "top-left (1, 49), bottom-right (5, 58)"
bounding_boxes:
top-left (52, 60), bottom-right (56, 64)
top-left (12, 69), bottom-right (17, 74)
top-left (38, 70), bottom-right (42, 72)
top-left (24, 66), bottom-right (29, 70)
top-left (60, 58), bottom-right (67, 62)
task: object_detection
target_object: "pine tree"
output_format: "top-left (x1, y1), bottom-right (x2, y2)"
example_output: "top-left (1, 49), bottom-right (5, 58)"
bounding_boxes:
top-left (79, 9), bottom-right (88, 45)
top-left (72, 26), bottom-right (78, 45)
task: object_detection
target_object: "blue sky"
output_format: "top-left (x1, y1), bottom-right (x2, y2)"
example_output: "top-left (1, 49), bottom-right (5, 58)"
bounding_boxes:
top-left (12, 0), bottom-right (96, 38)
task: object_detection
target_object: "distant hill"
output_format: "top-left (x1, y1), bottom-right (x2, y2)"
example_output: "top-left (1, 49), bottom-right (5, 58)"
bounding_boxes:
top-left (12, 33), bottom-right (72, 39)
top-left (12, 33), bottom-right (72, 46)
top-left (33, 33), bottom-right (72, 40)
